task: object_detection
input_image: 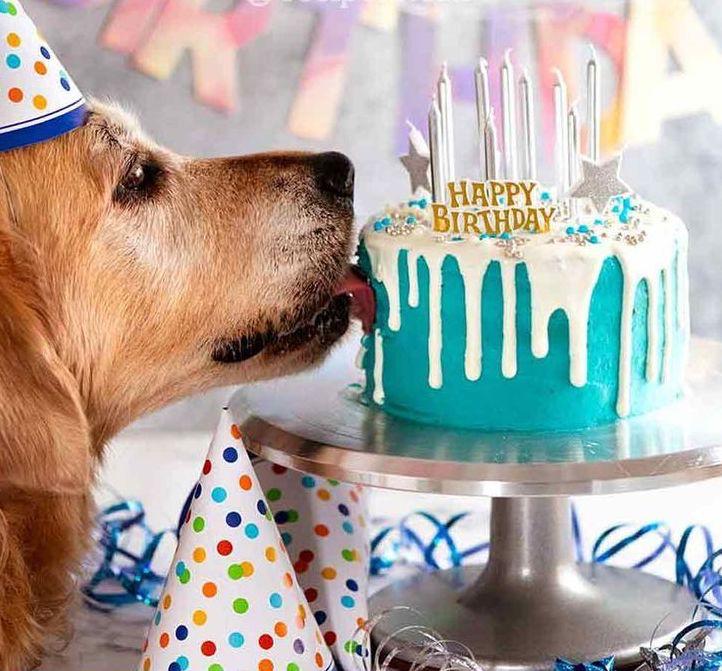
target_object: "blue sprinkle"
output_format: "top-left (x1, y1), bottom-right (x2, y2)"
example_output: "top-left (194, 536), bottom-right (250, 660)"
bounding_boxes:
top-left (451, 235), bottom-right (463, 241)
top-left (541, 191), bottom-right (551, 201)
top-left (373, 222), bottom-right (383, 231)
top-left (418, 198), bottom-right (428, 208)
top-left (405, 215), bottom-right (416, 224)
top-left (500, 232), bottom-right (511, 240)
top-left (594, 218), bottom-right (603, 226)
top-left (577, 224), bottom-right (589, 233)
top-left (479, 233), bottom-right (489, 240)
top-left (590, 235), bottom-right (600, 244)
top-left (565, 226), bottom-right (575, 235)
top-left (611, 205), bottom-right (620, 213)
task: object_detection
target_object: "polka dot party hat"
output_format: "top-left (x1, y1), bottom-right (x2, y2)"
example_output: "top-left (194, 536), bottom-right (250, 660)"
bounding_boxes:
top-left (252, 459), bottom-right (369, 667)
top-left (0, 1), bottom-right (85, 152)
top-left (138, 410), bottom-right (335, 671)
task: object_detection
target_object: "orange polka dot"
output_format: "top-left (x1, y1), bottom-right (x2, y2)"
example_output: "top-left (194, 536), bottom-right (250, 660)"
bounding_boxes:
top-left (265, 546), bottom-right (277, 562)
top-left (259, 659), bottom-right (274, 671)
top-left (239, 475), bottom-right (252, 491)
top-left (283, 572), bottom-right (293, 587)
top-left (162, 595), bottom-right (172, 610)
top-left (193, 609), bottom-right (207, 626)
top-left (274, 622), bottom-right (288, 637)
top-left (143, 659), bottom-right (151, 671)
top-left (159, 633), bottom-right (169, 648)
top-left (193, 547), bottom-right (207, 563)
top-left (298, 604), bottom-right (306, 619)
top-left (317, 489), bottom-right (330, 501)
top-left (6, 33), bottom-right (20, 47)
top-left (8, 88), bottom-right (22, 103)
top-left (356, 617), bottom-right (366, 628)
top-left (314, 524), bottom-right (329, 537)
top-left (33, 95), bottom-right (47, 111)
top-left (295, 615), bottom-right (306, 630)
top-left (230, 424), bottom-right (242, 439)
top-left (241, 561), bottom-right (255, 577)
top-left (315, 652), bottom-right (324, 668)
top-left (202, 582), bottom-right (217, 598)
top-left (321, 567), bottom-right (337, 580)
top-left (34, 61), bottom-right (47, 75)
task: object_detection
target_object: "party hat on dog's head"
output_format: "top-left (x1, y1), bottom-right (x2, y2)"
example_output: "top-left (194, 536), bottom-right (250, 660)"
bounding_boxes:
top-left (0, 1), bottom-right (85, 152)
top-left (138, 410), bottom-right (334, 671)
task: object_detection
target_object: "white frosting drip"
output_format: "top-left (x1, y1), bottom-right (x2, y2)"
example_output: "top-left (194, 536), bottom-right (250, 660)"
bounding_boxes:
top-left (362, 199), bottom-right (687, 419)
top-left (373, 329), bottom-right (385, 404)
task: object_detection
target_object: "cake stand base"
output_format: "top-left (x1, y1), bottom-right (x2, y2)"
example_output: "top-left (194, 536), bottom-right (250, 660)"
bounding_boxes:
top-left (370, 497), bottom-right (699, 671)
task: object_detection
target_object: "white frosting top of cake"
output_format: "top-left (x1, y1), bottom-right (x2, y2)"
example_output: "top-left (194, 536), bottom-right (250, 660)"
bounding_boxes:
top-left (361, 192), bottom-right (689, 417)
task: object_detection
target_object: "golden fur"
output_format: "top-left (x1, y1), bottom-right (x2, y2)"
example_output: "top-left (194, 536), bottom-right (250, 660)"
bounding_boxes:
top-left (0, 101), bottom-right (355, 669)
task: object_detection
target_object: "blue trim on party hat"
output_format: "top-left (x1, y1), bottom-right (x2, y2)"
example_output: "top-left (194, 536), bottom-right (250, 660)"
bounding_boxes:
top-left (0, 99), bottom-right (87, 151)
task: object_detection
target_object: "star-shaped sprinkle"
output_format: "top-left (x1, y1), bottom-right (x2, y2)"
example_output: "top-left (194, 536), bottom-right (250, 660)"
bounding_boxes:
top-left (399, 120), bottom-right (431, 194)
top-left (569, 155), bottom-right (630, 214)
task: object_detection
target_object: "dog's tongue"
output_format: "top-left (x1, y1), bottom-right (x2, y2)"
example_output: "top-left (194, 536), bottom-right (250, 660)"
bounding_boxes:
top-left (336, 266), bottom-right (376, 333)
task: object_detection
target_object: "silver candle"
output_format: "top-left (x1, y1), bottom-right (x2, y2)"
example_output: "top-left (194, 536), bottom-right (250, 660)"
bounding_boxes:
top-left (437, 63), bottom-right (455, 184)
top-left (428, 95), bottom-right (446, 202)
top-left (586, 44), bottom-right (601, 162)
top-left (567, 103), bottom-right (580, 186)
top-left (519, 67), bottom-right (536, 180)
top-left (484, 109), bottom-right (499, 180)
top-left (553, 68), bottom-right (569, 193)
top-left (501, 49), bottom-right (518, 179)
top-left (474, 57), bottom-right (491, 179)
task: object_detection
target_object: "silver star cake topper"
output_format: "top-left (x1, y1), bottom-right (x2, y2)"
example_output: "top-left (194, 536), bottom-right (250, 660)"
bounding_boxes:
top-left (399, 120), bottom-right (431, 194)
top-left (569, 154), bottom-right (631, 214)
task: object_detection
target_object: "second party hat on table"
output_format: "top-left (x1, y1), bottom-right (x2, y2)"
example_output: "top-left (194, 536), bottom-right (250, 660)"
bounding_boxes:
top-left (138, 410), bottom-right (334, 671)
top-left (253, 459), bottom-right (369, 665)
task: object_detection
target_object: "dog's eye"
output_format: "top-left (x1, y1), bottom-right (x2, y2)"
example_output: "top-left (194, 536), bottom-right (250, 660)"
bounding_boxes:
top-left (114, 160), bottom-right (161, 203)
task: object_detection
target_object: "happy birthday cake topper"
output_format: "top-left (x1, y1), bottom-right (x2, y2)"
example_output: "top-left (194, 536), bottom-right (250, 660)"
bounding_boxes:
top-left (431, 180), bottom-right (556, 235)
top-left (0, 0), bottom-right (86, 152)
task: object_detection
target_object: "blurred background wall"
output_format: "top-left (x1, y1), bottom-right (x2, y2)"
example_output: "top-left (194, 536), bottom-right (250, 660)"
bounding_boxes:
top-left (24, 0), bottom-right (722, 429)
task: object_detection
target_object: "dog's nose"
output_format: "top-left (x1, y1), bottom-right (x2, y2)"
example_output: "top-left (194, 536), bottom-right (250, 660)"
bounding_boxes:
top-left (313, 151), bottom-right (354, 199)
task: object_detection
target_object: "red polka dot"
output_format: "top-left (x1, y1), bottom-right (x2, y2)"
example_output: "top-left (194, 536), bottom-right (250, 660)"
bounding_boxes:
top-left (293, 561), bottom-right (308, 574)
top-left (272, 464), bottom-right (287, 474)
top-left (201, 640), bottom-right (217, 657)
top-left (8, 88), bottom-right (22, 103)
top-left (231, 424), bottom-right (242, 439)
top-left (304, 587), bottom-right (318, 603)
top-left (202, 460), bottom-right (212, 475)
top-left (159, 633), bottom-right (169, 648)
top-left (217, 540), bottom-right (233, 556)
top-left (314, 524), bottom-right (329, 537)
top-left (259, 634), bottom-right (274, 650)
top-left (299, 550), bottom-right (315, 563)
top-left (350, 490), bottom-right (359, 503)
top-left (324, 631), bottom-right (337, 646)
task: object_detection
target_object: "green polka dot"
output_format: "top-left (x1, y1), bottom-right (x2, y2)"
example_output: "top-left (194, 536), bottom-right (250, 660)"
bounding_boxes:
top-left (233, 597), bottom-right (249, 614)
top-left (179, 568), bottom-right (191, 584)
top-left (267, 488), bottom-right (282, 502)
top-left (287, 510), bottom-right (299, 523)
top-left (209, 665), bottom-right (224, 671)
top-left (193, 516), bottom-right (205, 532)
top-left (328, 479), bottom-right (339, 486)
top-left (344, 640), bottom-right (356, 653)
top-left (342, 549), bottom-right (355, 561)
top-left (7, 3), bottom-right (16, 15)
top-left (228, 564), bottom-right (244, 580)
top-left (287, 664), bottom-right (300, 671)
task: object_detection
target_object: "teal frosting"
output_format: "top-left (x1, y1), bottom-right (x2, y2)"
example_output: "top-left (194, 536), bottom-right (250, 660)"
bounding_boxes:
top-left (358, 243), bottom-right (686, 431)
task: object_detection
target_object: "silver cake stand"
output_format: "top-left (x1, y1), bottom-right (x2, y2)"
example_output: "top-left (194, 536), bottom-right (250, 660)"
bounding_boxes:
top-left (229, 335), bottom-right (722, 671)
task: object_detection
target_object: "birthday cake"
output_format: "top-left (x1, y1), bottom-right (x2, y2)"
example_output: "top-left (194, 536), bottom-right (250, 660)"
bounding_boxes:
top-left (355, 55), bottom-right (689, 432)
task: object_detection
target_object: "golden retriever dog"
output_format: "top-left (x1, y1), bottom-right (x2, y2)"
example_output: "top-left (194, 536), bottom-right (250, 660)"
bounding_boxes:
top-left (0, 100), bottom-right (362, 669)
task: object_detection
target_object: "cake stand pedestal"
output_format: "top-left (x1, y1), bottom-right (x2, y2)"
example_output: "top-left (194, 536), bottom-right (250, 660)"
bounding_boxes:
top-left (230, 335), bottom-right (722, 671)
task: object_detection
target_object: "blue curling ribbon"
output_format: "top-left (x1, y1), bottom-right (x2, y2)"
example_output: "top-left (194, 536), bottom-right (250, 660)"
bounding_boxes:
top-left (83, 500), bottom-right (175, 609)
top-left (555, 655), bottom-right (615, 671)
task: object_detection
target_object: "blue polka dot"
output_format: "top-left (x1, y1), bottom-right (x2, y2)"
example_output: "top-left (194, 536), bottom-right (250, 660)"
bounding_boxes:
top-left (314, 610), bottom-right (327, 625)
top-left (223, 447), bottom-right (238, 463)
top-left (274, 511), bottom-right (289, 524)
top-left (341, 595), bottom-right (356, 608)
top-left (342, 521), bottom-right (354, 534)
top-left (245, 523), bottom-right (259, 539)
top-left (338, 504), bottom-right (349, 516)
top-left (0, 3), bottom-right (8, 14)
top-left (301, 476), bottom-right (316, 488)
top-left (6, 54), bottom-right (20, 69)
top-left (269, 592), bottom-right (282, 608)
top-left (211, 487), bottom-right (227, 503)
top-left (40, 46), bottom-right (51, 59)
top-left (226, 511), bottom-right (242, 528)
top-left (194, 483), bottom-right (202, 499)
top-left (154, 611), bottom-right (161, 625)
top-left (281, 532), bottom-right (293, 546)
top-left (175, 625), bottom-right (188, 641)
top-left (229, 632), bottom-right (245, 648)
top-left (177, 658), bottom-right (189, 671)
top-left (257, 500), bottom-right (267, 515)
top-left (60, 77), bottom-right (70, 92)
top-left (175, 561), bottom-right (186, 577)
top-left (168, 663), bottom-right (181, 671)
top-left (346, 579), bottom-right (359, 592)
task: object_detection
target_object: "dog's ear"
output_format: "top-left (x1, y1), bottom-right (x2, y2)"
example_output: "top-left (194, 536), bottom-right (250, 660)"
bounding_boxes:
top-left (0, 221), bottom-right (92, 494)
